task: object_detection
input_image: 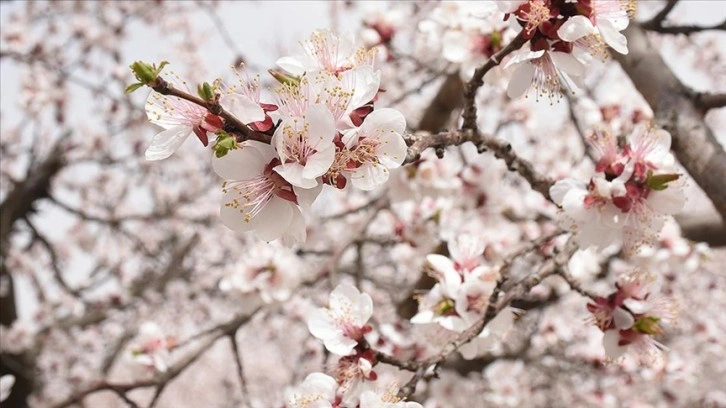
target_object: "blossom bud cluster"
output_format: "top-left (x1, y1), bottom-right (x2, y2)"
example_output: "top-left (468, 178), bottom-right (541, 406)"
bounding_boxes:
top-left (143, 30), bottom-right (408, 244)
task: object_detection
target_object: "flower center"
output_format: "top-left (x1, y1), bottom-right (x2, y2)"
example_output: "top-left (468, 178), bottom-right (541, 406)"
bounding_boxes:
top-left (518, 0), bottom-right (553, 36)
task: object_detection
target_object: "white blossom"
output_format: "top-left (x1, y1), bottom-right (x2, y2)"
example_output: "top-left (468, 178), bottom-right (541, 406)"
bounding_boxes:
top-left (307, 283), bottom-right (374, 356)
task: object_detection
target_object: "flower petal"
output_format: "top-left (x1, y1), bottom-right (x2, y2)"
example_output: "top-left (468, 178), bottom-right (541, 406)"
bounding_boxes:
top-left (294, 183), bottom-right (323, 211)
top-left (550, 51), bottom-right (585, 77)
top-left (302, 146), bottom-right (335, 180)
top-left (557, 15), bottom-right (596, 42)
top-left (281, 206), bottom-right (307, 245)
top-left (507, 63), bottom-right (535, 98)
top-left (550, 178), bottom-right (585, 205)
top-left (220, 93), bottom-right (265, 124)
top-left (360, 108), bottom-right (407, 137)
top-left (275, 163), bottom-right (319, 189)
top-left (212, 142), bottom-right (266, 180)
top-left (376, 130), bottom-right (408, 168)
top-left (276, 55), bottom-right (308, 76)
top-left (145, 125), bottom-right (192, 161)
top-left (602, 329), bottom-right (628, 359)
top-left (598, 19), bottom-right (628, 55)
top-left (350, 163), bottom-right (389, 191)
top-left (344, 65), bottom-right (380, 111)
top-left (250, 197), bottom-right (294, 242)
top-left (306, 104), bottom-right (336, 148)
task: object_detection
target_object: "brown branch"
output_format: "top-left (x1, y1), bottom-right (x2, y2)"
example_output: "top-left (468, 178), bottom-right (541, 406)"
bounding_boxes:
top-left (643, 0), bottom-right (680, 29)
top-left (556, 268), bottom-right (599, 299)
top-left (417, 74), bottom-right (464, 132)
top-left (643, 20), bottom-right (726, 35)
top-left (677, 213), bottom-right (726, 246)
top-left (50, 307), bottom-right (262, 408)
top-left (461, 32), bottom-right (527, 131)
top-left (404, 130), bottom-right (554, 201)
top-left (642, 0), bottom-right (725, 35)
top-left (228, 333), bottom-right (252, 408)
top-left (0, 135), bottom-right (68, 249)
top-left (612, 23), bottom-right (726, 222)
top-left (24, 218), bottom-right (81, 298)
top-left (691, 91), bottom-right (726, 113)
top-left (150, 77), bottom-right (271, 144)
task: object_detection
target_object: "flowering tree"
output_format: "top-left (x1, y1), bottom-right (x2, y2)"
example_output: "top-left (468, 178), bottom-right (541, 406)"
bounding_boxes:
top-left (1, 1), bottom-right (725, 407)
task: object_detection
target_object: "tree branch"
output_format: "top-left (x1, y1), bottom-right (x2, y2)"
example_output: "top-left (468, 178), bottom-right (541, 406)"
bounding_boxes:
top-left (643, 20), bottom-right (726, 35)
top-left (404, 130), bottom-right (554, 201)
top-left (643, 0), bottom-right (680, 29)
top-left (461, 32), bottom-right (527, 131)
top-left (228, 333), bottom-right (251, 408)
top-left (377, 236), bottom-right (574, 400)
top-left (0, 135), bottom-right (68, 249)
top-left (50, 307), bottom-right (262, 408)
top-left (691, 91), bottom-right (726, 113)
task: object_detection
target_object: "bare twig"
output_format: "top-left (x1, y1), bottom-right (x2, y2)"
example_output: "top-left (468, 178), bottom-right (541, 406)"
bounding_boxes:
top-left (643, 20), bottom-right (726, 35)
top-left (51, 307), bottom-right (263, 408)
top-left (643, 0), bottom-right (680, 29)
top-left (557, 268), bottom-right (599, 299)
top-left (461, 32), bottom-right (527, 131)
top-left (404, 130), bottom-right (555, 201)
top-left (692, 91), bottom-right (726, 113)
top-left (228, 333), bottom-right (251, 408)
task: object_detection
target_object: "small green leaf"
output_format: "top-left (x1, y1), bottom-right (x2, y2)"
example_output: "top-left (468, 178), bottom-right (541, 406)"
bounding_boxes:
top-left (129, 61), bottom-right (157, 84)
top-left (213, 131), bottom-right (237, 158)
top-left (647, 172), bottom-right (680, 191)
top-left (215, 147), bottom-right (229, 158)
top-left (125, 82), bottom-right (145, 94)
top-left (155, 60), bottom-right (170, 76)
top-left (197, 82), bottom-right (215, 101)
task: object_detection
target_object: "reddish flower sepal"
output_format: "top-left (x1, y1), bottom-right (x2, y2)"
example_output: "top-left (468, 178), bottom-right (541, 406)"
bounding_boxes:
top-left (192, 112), bottom-right (224, 147)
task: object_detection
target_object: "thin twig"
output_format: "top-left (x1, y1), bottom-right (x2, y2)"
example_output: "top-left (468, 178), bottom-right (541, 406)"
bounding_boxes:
top-left (643, 0), bottom-right (680, 29)
top-left (404, 130), bottom-right (555, 201)
top-left (229, 333), bottom-right (252, 408)
top-left (644, 20), bottom-right (726, 35)
top-left (692, 91), bottom-right (726, 112)
top-left (461, 32), bottom-right (527, 131)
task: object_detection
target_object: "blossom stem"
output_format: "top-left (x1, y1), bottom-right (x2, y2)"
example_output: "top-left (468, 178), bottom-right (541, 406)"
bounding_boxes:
top-left (151, 77), bottom-right (272, 144)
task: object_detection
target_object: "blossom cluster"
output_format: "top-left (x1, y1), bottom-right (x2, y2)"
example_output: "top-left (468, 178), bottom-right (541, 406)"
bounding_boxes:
top-left (587, 271), bottom-right (676, 362)
top-left (411, 235), bottom-right (516, 360)
top-left (289, 283), bottom-right (422, 408)
top-left (143, 30), bottom-right (407, 244)
top-left (550, 123), bottom-right (685, 255)
top-left (410, 0), bottom-right (636, 101)
top-left (129, 322), bottom-right (177, 373)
